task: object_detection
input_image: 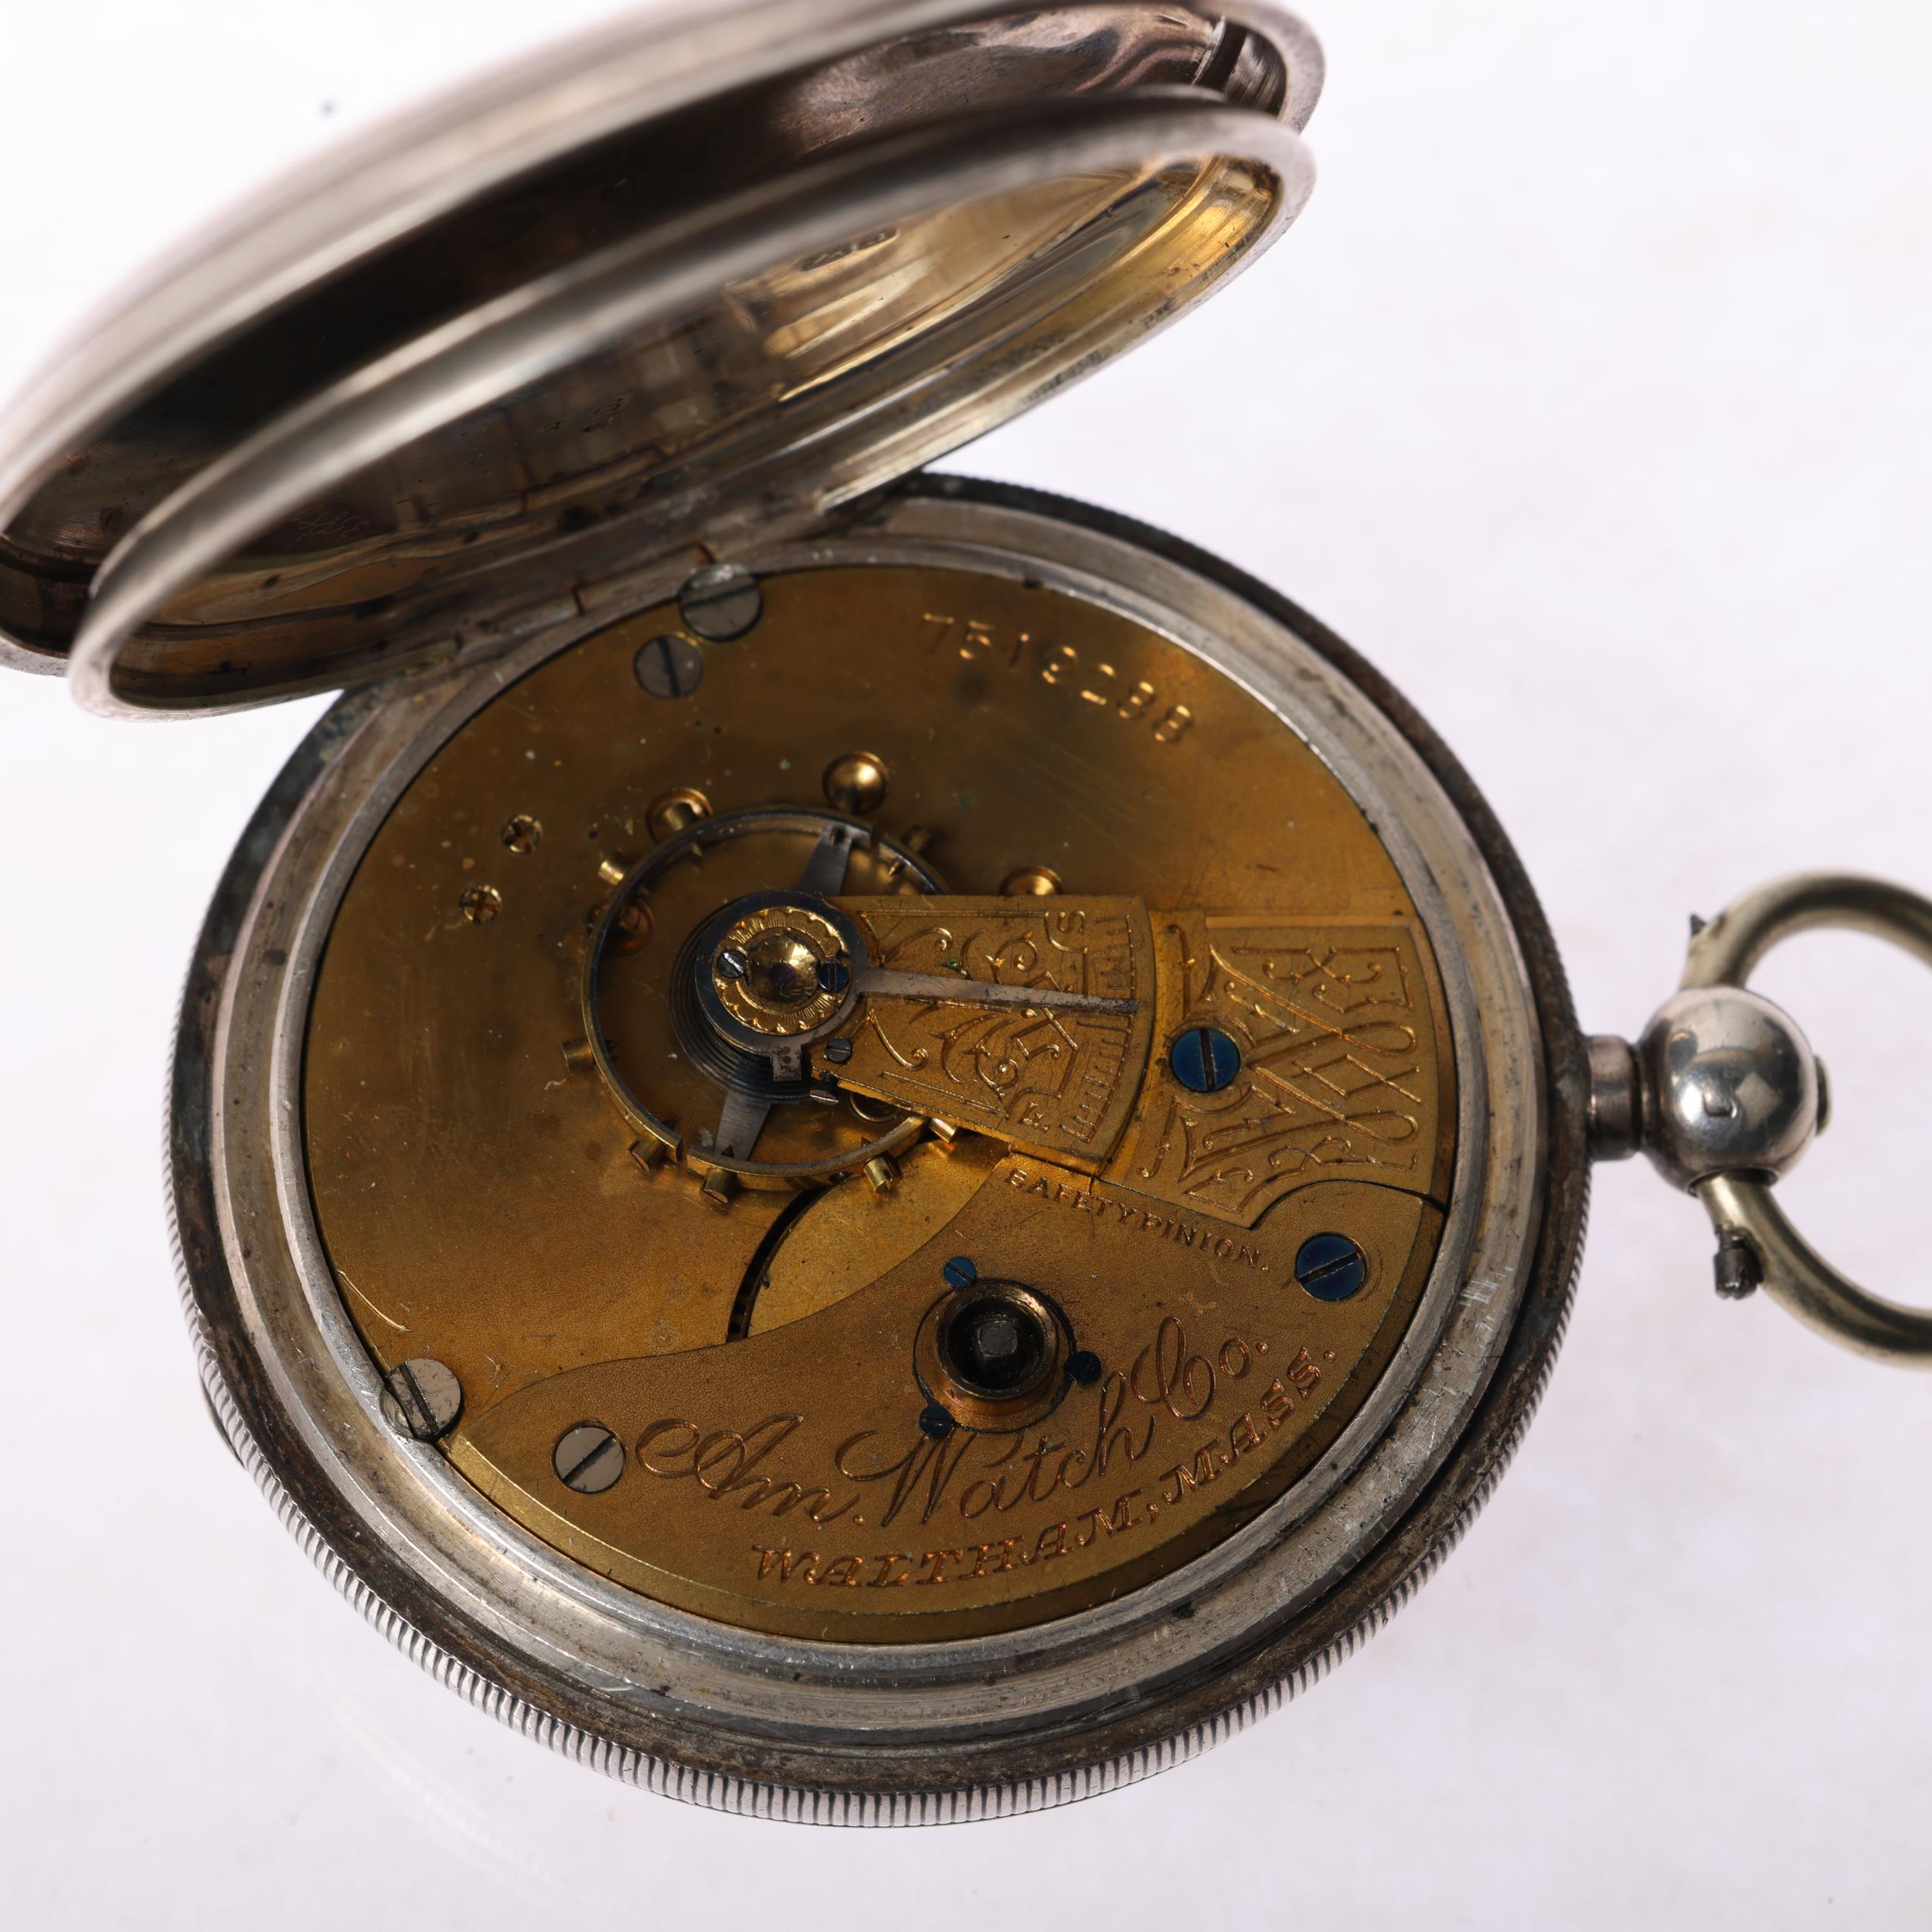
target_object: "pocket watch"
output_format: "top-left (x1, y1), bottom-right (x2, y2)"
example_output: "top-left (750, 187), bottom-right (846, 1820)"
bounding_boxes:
top-left (2, 0), bottom-right (1923, 1826)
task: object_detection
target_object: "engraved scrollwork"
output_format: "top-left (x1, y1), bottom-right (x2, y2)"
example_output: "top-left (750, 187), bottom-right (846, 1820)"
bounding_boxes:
top-left (1114, 917), bottom-right (1444, 1225)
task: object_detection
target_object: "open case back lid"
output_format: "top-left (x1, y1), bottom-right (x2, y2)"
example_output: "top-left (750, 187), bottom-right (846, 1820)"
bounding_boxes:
top-left (0, 0), bottom-right (1320, 717)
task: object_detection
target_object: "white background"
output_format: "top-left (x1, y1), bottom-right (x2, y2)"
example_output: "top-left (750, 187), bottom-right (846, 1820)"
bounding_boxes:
top-left (3, 1), bottom-right (1930, 1923)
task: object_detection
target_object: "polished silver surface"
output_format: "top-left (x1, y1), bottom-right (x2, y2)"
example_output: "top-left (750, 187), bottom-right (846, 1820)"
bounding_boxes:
top-left (173, 486), bottom-right (1563, 1813)
top-left (1635, 985), bottom-right (1819, 1192)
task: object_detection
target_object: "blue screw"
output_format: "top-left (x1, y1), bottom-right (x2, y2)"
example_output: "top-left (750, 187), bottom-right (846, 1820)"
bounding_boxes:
top-left (943, 1255), bottom-right (978, 1290)
top-left (1294, 1233), bottom-right (1368, 1302)
top-left (1168, 1026), bottom-right (1242, 1093)
top-left (918, 1403), bottom-right (954, 1439)
top-left (1066, 1350), bottom-right (1102, 1386)
top-left (817, 958), bottom-right (852, 995)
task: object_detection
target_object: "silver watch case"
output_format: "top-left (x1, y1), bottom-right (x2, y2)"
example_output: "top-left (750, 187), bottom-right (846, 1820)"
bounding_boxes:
top-left (3, 0), bottom-right (1590, 1820)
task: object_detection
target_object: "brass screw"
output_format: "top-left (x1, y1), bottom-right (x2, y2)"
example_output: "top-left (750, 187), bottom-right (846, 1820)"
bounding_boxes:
top-left (501, 814), bottom-right (542, 855)
top-left (864, 1155), bottom-right (900, 1196)
top-left (648, 787), bottom-right (713, 842)
top-left (1000, 866), bottom-right (1062, 897)
top-left (560, 1037), bottom-right (595, 1072)
top-left (701, 1167), bottom-right (740, 1209)
top-left (589, 891), bottom-right (651, 954)
top-left (824, 751), bottom-right (889, 815)
top-left (458, 883), bottom-right (502, 923)
top-left (597, 852), bottom-right (635, 888)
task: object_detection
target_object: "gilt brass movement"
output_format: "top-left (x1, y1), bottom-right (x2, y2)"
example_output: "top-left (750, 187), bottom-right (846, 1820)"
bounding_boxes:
top-left (304, 563), bottom-right (1454, 1643)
